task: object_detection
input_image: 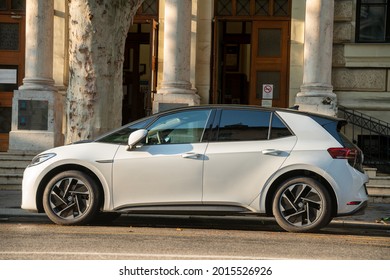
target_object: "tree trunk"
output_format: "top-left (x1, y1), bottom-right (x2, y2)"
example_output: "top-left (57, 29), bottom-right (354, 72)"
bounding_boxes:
top-left (66, 0), bottom-right (143, 143)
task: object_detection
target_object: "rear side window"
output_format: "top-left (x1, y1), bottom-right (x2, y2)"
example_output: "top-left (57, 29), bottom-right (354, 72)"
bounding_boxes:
top-left (270, 114), bottom-right (293, 139)
top-left (309, 116), bottom-right (345, 145)
top-left (217, 109), bottom-right (271, 141)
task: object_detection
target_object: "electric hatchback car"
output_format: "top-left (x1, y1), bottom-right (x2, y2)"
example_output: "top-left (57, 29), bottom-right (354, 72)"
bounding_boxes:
top-left (22, 105), bottom-right (369, 232)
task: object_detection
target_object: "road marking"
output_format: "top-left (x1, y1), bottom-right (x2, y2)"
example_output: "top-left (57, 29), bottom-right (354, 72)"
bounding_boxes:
top-left (0, 251), bottom-right (287, 260)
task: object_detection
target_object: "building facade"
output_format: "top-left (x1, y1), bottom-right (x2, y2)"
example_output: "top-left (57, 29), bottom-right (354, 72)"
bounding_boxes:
top-left (0, 0), bottom-right (389, 153)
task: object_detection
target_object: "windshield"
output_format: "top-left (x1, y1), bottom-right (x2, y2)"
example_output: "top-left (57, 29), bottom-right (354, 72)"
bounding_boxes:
top-left (95, 118), bottom-right (153, 144)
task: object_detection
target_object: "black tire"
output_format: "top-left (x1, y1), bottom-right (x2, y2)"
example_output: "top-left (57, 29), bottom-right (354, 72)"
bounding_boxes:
top-left (272, 176), bottom-right (332, 233)
top-left (91, 212), bottom-right (121, 224)
top-left (42, 170), bottom-right (101, 225)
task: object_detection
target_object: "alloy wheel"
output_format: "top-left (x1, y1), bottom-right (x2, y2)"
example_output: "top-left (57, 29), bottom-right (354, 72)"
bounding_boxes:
top-left (48, 177), bottom-right (91, 220)
top-left (278, 182), bottom-right (324, 227)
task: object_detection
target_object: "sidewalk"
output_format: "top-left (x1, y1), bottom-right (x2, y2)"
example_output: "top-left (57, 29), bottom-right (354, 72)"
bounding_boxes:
top-left (1, 189), bottom-right (389, 230)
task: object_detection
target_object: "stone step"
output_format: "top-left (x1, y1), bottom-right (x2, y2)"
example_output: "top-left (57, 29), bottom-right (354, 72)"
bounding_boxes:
top-left (367, 184), bottom-right (390, 195)
top-left (364, 167), bottom-right (377, 178)
top-left (0, 174), bottom-right (23, 186)
top-left (0, 152), bottom-right (36, 160)
top-left (367, 176), bottom-right (390, 186)
top-left (0, 160), bottom-right (30, 169)
top-left (0, 153), bottom-right (34, 189)
top-left (367, 185), bottom-right (390, 203)
top-left (0, 167), bottom-right (26, 175)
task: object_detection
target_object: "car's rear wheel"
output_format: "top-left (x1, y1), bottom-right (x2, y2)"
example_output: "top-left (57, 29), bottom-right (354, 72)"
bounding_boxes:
top-left (272, 177), bottom-right (332, 232)
top-left (43, 170), bottom-right (101, 225)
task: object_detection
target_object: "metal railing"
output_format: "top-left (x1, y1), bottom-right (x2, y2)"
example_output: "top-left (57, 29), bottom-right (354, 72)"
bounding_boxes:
top-left (338, 105), bottom-right (390, 173)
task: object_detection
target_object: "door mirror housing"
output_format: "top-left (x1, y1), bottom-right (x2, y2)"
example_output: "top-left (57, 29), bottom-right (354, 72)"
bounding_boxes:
top-left (128, 129), bottom-right (148, 150)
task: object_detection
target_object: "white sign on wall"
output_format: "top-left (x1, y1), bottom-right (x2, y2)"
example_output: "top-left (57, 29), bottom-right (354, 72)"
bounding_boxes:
top-left (261, 99), bottom-right (272, 107)
top-left (262, 84), bottom-right (274, 99)
top-left (0, 69), bottom-right (17, 84)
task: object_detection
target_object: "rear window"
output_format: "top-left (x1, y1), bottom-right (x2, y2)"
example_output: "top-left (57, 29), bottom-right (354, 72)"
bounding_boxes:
top-left (310, 116), bottom-right (345, 146)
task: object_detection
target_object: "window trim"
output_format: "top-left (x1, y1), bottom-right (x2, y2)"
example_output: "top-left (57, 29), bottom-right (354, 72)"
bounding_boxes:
top-left (211, 108), bottom-right (293, 142)
top-left (144, 108), bottom-right (214, 145)
top-left (356, 0), bottom-right (390, 43)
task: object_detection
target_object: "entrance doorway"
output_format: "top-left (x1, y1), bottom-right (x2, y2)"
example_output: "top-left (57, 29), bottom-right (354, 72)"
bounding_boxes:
top-left (250, 20), bottom-right (289, 108)
top-left (122, 20), bottom-right (158, 124)
top-left (212, 0), bottom-right (291, 108)
top-left (0, 4), bottom-right (25, 152)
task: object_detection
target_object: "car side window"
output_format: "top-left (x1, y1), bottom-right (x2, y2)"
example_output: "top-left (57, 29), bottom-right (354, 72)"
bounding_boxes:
top-left (217, 109), bottom-right (271, 141)
top-left (146, 109), bottom-right (212, 145)
top-left (270, 113), bottom-right (293, 139)
top-left (95, 118), bottom-right (153, 144)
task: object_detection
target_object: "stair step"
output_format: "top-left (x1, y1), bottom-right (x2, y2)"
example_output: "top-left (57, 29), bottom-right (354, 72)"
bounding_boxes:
top-left (0, 153), bottom-right (34, 188)
top-left (0, 161), bottom-right (30, 169)
top-left (0, 174), bottom-right (23, 185)
top-left (367, 177), bottom-right (390, 186)
top-left (367, 185), bottom-right (390, 196)
top-left (0, 167), bottom-right (26, 175)
top-left (0, 152), bottom-right (36, 160)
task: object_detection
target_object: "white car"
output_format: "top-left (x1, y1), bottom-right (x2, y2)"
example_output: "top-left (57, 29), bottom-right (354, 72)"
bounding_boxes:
top-left (22, 105), bottom-right (369, 232)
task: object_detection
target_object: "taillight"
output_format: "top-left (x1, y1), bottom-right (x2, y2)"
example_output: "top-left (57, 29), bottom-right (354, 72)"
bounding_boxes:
top-left (327, 148), bottom-right (358, 160)
top-left (327, 147), bottom-right (363, 172)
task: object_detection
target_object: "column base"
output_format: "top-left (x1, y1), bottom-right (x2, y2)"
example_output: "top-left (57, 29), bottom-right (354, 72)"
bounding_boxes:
top-left (295, 88), bottom-right (337, 117)
top-left (9, 131), bottom-right (59, 153)
top-left (9, 89), bottom-right (63, 152)
top-left (153, 89), bottom-right (200, 114)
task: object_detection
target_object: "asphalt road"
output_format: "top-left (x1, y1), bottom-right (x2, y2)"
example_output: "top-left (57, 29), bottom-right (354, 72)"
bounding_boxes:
top-left (1, 189), bottom-right (389, 260)
top-left (1, 214), bottom-right (389, 260)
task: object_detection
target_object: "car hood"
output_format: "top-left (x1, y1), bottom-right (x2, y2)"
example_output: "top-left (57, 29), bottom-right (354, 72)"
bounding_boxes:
top-left (37, 142), bottom-right (121, 164)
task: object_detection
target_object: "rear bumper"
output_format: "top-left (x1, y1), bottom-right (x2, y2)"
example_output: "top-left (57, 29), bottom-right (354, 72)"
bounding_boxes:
top-left (336, 200), bottom-right (368, 217)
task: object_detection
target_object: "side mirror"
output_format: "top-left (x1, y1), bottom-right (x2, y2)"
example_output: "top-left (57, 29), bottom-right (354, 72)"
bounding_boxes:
top-left (127, 129), bottom-right (148, 150)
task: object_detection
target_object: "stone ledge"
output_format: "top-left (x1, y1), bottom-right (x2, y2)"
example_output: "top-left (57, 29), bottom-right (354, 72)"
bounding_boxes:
top-left (344, 44), bottom-right (390, 67)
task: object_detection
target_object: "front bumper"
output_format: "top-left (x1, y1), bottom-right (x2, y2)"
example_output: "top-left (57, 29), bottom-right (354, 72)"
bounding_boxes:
top-left (21, 165), bottom-right (43, 212)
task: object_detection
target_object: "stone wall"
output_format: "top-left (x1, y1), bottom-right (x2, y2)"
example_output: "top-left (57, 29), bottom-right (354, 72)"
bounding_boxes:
top-left (333, 0), bottom-right (390, 118)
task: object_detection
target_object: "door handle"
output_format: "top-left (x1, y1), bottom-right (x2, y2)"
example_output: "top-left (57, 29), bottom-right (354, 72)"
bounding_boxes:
top-left (262, 149), bottom-right (283, 156)
top-left (182, 153), bottom-right (202, 159)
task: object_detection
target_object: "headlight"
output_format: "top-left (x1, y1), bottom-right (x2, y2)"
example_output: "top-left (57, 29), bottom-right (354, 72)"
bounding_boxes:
top-left (29, 153), bottom-right (57, 167)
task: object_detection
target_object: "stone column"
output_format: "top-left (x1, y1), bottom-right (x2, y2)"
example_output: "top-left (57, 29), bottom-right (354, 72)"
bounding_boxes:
top-left (9, 0), bottom-right (62, 152)
top-left (295, 0), bottom-right (337, 116)
top-left (20, 0), bottom-right (55, 91)
top-left (153, 0), bottom-right (200, 113)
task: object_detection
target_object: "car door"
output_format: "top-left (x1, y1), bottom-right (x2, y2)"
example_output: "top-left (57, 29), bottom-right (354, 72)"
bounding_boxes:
top-left (202, 108), bottom-right (297, 206)
top-left (112, 109), bottom-right (213, 209)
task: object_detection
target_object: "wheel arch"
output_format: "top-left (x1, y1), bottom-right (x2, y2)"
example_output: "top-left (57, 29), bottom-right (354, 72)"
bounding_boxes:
top-left (264, 169), bottom-right (338, 218)
top-left (35, 164), bottom-right (105, 213)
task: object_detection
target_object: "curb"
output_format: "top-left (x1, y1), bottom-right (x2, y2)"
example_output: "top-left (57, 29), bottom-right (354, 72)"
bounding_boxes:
top-left (329, 219), bottom-right (390, 230)
top-left (1, 208), bottom-right (389, 231)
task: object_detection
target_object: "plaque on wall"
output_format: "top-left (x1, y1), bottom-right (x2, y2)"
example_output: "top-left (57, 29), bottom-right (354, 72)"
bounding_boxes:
top-left (18, 100), bottom-right (48, 130)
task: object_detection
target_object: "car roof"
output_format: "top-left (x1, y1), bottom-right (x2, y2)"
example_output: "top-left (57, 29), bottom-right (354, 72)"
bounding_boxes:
top-left (155, 104), bottom-right (346, 123)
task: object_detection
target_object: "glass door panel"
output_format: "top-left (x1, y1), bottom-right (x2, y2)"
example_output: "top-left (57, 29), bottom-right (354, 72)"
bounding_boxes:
top-left (250, 20), bottom-right (289, 108)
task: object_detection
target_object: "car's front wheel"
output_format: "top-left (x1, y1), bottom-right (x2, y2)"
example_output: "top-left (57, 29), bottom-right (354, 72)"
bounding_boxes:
top-left (43, 170), bottom-right (101, 225)
top-left (272, 176), bottom-right (332, 232)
